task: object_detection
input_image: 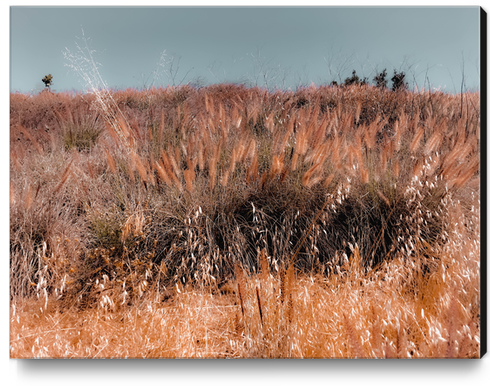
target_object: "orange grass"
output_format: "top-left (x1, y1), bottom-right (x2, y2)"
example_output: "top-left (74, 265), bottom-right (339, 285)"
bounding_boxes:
top-left (10, 84), bottom-right (481, 358)
top-left (10, 223), bottom-right (480, 358)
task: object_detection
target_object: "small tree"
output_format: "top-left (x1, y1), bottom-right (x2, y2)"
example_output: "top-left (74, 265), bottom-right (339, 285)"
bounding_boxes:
top-left (343, 70), bottom-right (368, 87)
top-left (391, 70), bottom-right (407, 91)
top-left (42, 74), bottom-right (53, 89)
top-left (344, 70), bottom-right (359, 86)
top-left (374, 69), bottom-right (388, 89)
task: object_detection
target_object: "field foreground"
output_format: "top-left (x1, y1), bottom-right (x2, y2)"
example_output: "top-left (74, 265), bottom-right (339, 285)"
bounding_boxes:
top-left (10, 84), bottom-right (481, 358)
top-left (11, 211), bottom-right (480, 358)
top-left (11, 246), bottom-right (481, 358)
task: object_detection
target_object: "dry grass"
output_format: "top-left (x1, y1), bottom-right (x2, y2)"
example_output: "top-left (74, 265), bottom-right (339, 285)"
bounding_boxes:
top-left (10, 220), bottom-right (480, 358)
top-left (10, 84), bottom-right (481, 358)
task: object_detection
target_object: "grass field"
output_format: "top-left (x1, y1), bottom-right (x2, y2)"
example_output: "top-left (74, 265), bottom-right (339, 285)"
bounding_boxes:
top-left (10, 83), bottom-right (480, 358)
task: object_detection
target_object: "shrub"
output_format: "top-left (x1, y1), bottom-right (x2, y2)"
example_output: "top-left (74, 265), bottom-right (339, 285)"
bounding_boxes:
top-left (42, 74), bottom-right (53, 89)
top-left (391, 70), bottom-right (408, 91)
top-left (374, 69), bottom-right (388, 89)
top-left (343, 70), bottom-right (368, 87)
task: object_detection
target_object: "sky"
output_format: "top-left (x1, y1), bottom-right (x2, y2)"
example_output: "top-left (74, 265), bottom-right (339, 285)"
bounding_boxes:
top-left (9, 5), bottom-right (481, 94)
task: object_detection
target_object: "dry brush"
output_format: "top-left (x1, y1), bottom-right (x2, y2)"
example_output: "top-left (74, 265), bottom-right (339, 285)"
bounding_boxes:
top-left (10, 83), bottom-right (480, 358)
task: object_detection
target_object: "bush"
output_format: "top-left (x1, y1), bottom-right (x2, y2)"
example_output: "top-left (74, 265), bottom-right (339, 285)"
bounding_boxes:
top-left (42, 74), bottom-right (53, 89)
top-left (391, 70), bottom-right (408, 91)
top-left (374, 69), bottom-right (388, 89)
top-left (343, 70), bottom-right (368, 87)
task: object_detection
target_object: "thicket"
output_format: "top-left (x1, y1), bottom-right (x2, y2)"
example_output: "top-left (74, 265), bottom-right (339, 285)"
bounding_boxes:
top-left (10, 84), bottom-right (479, 304)
top-left (330, 68), bottom-right (407, 91)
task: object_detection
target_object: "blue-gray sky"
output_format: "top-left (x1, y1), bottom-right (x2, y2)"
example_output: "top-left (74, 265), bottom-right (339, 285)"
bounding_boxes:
top-left (10, 6), bottom-right (481, 94)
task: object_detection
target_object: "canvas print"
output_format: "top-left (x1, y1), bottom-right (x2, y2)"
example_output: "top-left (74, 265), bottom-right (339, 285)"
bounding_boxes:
top-left (10, 6), bottom-right (483, 358)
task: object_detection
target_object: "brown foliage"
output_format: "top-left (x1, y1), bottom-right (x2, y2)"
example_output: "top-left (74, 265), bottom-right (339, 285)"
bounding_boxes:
top-left (10, 84), bottom-right (480, 358)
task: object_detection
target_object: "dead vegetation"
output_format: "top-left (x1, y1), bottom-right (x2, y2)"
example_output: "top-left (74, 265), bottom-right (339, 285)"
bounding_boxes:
top-left (10, 84), bottom-right (480, 358)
